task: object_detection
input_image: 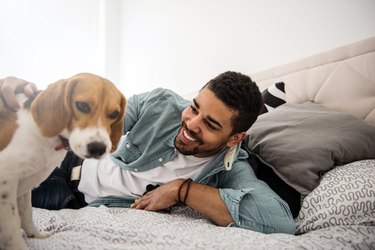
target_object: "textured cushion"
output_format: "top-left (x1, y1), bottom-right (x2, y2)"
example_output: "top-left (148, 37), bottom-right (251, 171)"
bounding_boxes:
top-left (259, 82), bottom-right (286, 114)
top-left (295, 160), bottom-right (375, 234)
top-left (246, 102), bottom-right (375, 195)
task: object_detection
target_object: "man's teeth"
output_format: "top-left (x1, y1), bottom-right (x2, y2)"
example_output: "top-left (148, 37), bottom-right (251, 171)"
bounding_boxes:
top-left (183, 130), bottom-right (196, 141)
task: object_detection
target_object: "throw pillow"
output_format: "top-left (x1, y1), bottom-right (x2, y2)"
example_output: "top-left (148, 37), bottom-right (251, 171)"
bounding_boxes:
top-left (295, 160), bottom-right (375, 234)
top-left (259, 82), bottom-right (286, 114)
top-left (246, 102), bottom-right (375, 195)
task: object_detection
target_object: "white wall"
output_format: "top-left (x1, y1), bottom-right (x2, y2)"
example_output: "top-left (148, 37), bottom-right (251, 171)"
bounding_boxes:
top-left (1, 0), bottom-right (375, 98)
top-left (0, 0), bottom-right (107, 87)
top-left (119, 0), bottom-right (375, 97)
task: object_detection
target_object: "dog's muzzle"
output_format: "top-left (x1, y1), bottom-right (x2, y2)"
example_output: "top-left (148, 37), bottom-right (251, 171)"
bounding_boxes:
top-left (86, 141), bottom-right (107, 159)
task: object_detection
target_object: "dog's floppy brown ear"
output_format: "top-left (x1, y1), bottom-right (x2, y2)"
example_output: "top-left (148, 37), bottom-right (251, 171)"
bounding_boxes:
top-left (110, 95), bottom-right (126, 152)
top-left (31, 78), bottom-right (77, 137)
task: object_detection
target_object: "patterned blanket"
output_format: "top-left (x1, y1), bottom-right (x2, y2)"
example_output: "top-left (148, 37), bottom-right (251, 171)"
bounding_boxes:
top-left (25, 205), bottom-right (374, 250)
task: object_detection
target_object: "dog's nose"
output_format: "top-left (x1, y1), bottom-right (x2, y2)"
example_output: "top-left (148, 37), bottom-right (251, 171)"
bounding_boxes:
top-left (87, 141), bottom-right (106, 158)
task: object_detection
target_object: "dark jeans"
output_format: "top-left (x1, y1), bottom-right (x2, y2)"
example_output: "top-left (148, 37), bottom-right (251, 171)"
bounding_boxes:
top-left (32, 151), bottom-right (88, 210)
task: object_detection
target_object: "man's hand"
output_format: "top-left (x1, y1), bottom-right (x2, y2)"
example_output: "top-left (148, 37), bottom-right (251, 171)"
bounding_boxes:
top-left (0, 76), bottom-right (37, 112)
top-left (131, 179), bottom-right (183, 211)
top-left (130, 179), bottom-right (233, 227)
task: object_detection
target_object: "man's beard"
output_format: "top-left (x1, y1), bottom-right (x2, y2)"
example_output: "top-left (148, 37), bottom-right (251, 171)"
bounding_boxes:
top-left (175, 143), bottom-right (198, 155)
top-left (174, 123), bottom-right (202, 155)
top-left (174, 123), bottom-right (226, 157)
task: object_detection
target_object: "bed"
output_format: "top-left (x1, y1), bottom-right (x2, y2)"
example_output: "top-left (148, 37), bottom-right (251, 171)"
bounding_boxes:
top-left (25, 36), bottom-right (375, 250)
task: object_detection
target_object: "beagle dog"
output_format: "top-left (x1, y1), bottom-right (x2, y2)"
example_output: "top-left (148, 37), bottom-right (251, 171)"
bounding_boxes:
top-left (0, 73), bottom-right (126, 250)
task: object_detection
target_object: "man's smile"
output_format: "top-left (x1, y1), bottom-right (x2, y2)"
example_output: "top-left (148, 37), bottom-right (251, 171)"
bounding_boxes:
top-left (183, 129), bottom-right (197, 142)
top-left (178, 125), bottom-right (202, 146)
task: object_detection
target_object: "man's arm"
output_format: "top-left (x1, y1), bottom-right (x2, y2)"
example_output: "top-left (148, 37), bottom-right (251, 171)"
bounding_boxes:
top-left (131, 159), bottom-right (295, 234)
top-left (131, 179), bottom-right (233, 226)
top-left (0, 76), bottom-right (37, 111)
top-left (182, 181), bottom-right (233, 226)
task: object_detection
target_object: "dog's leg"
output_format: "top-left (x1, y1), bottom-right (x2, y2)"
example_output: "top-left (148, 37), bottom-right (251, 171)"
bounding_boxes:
top-left (0, 178), bottom-right (28, 250)
top-left (18, 191), bottom-right (51, 239)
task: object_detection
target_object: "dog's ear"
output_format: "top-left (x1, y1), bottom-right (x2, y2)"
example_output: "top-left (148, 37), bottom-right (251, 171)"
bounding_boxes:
top-left (31, 78), bottom-right (78, 137)
top-left (110, 95), bottom-right (126, 152)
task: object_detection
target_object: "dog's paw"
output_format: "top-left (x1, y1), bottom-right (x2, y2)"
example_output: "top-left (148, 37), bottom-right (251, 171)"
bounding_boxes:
top-left (29, 229), bottom-right (52, 239)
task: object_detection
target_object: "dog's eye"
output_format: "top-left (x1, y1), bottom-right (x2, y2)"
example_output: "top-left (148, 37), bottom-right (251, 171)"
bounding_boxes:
top-left (108, 110), bottom-right (120, 120)
top-left (76, 101), bottom-right (91, 114)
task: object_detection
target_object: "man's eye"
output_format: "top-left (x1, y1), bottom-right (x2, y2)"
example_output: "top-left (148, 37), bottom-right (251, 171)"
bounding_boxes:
top-left (206, 122), bottom-right (218, 130)
top-left (190, 105), bottom-right (198, 113)
top-left (76, 101), bottom-right (91, 114)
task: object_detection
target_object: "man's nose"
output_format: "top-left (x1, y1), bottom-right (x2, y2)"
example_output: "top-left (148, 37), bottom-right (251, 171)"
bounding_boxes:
top-left (186, 115), bottom-right (201, 133)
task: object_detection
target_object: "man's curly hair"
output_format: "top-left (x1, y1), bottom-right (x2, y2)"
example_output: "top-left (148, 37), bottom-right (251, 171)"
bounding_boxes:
top-left (201, 71), bottom-right (263, 134)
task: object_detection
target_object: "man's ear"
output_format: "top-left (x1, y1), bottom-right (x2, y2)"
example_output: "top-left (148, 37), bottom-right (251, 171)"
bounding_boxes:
top-left (226, 132), bottom-right (246, 148)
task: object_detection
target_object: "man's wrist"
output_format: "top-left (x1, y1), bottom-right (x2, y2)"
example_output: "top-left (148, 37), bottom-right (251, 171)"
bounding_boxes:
top-left (177, 178), bottom-right (193, 204)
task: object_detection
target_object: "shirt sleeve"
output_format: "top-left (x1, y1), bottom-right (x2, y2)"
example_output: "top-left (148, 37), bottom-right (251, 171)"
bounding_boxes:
top-left (78, 156), bottom-right (133, 203)
top-left (218, 160), bottom-right (296, 234)
top-left (124, 88), bottom-right (167, 133)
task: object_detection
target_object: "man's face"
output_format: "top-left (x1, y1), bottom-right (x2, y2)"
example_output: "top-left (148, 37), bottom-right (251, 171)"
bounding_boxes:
top-left (175, 87), bottom-right (238, 158)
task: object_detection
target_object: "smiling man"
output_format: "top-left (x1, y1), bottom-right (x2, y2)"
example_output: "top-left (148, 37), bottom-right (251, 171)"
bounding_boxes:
top-left (1, 71), bottom-right (295, 234)
top-left (175, 88), bottom-right (238, 157)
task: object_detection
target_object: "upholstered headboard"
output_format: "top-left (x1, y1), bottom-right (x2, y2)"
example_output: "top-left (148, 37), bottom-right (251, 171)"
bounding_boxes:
top-left (252, 36), bottom-right (375, 126)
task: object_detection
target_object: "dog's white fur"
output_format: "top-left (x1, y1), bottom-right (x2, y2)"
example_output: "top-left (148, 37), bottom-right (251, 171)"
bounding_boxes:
top-left (0, 73), bottom-right (126, 250)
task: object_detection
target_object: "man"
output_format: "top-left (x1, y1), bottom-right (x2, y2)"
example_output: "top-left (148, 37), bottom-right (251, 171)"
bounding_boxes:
top-left (0, 71), bottom-right (295, 234)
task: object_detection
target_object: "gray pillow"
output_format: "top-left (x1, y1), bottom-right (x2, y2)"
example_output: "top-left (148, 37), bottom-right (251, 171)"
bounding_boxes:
top-left (247, 102), bottom-right (375, 195)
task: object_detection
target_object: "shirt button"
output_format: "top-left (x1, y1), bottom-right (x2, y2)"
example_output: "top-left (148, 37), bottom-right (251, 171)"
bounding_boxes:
top-left (134, 168), bottom-right (138, 172)
top-left (158, 157), bottom-right (163, 162)
top-left (126, 143), bottom-right (130, 148)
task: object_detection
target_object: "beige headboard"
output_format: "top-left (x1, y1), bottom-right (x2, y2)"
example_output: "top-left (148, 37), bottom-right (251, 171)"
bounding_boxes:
top-left (252, 36), bottom-right (375, 126)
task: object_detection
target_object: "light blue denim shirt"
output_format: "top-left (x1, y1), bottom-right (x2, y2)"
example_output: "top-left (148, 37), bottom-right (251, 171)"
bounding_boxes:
top-left (92, 88), bottom-right (295, 234)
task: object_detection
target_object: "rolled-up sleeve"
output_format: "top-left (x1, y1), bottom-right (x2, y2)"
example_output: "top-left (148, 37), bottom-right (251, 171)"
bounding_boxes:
top-left (219, 188), bottom-right (295, 234)
top-left (217, 157), bottom-right (296, 234)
